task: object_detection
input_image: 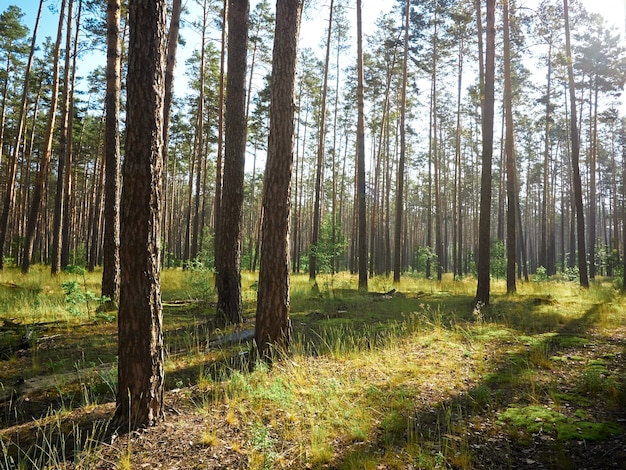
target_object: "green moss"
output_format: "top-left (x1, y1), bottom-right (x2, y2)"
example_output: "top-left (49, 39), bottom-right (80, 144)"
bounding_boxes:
top-left (551, 392), bottom-right (592, 407)
top-left (499, 405), bottom-right (622, 441)
top-left (556, 420), bottom-right (621, 441)
top-left (499, 405), bottom-right (564, 434)
top-left (568, 356), bottom-right (586, 362)
top-left (554, 336), bottom-right (592, 348)
top-left (550, 356), bottom-right (567, 362)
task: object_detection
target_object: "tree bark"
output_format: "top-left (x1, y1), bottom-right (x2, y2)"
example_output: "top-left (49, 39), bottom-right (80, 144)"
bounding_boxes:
top-left (503, 0), bottom-right (516, 294)
top-left (0, 0), bottom-right (42, 270)
top-left (309, 0), bottom-right (333, 281)
top-left (114, 0), bottom-right (167, 429)
top-left (475, 0), bottom-right (495, 305)
top-left (22, 0), bottom-right (66, 273)
top-left (563, 0), bottom-right (589, 288)
top-left (51, 0), bottom-right (74, 275)
top-left (102, 0), bottom-right (122, 305)
top-left (393, 0), bottom-right (410, 283)
top-left (216, 0), bottom-right (249, 327)
top-left (356, 0), bottom-right (367, 292)
top-left (161, 0), bottom-right (182, 270)
top-left (214, 0), bottom-right (227, 269)
top-left (255, 0), bottom-right (303, 360)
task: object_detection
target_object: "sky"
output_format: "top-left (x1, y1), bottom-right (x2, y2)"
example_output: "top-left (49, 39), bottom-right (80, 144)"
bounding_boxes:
top-left (8, 0), bottom-right (626, 99)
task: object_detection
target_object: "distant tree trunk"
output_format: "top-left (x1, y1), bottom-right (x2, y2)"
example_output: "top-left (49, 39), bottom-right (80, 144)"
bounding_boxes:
top-left (309, 0), bottom-right (333, 281)
top-left (114, 0), bottom-right (167, 430)
top-left (161, 0), bottom-right (182, 268)
top-left (503, 0), bottom-right (516, 294)
top-left (393, 0), bottom-right (410, 283)
top-left (102, 0), bottom-right (122, 306)
top-left (216, 0), bottom-right (249, 327)
top-left (22, 0), bottom-right (66, 274)
top-left (475, 0), bottom-right (495, 305)
top-left (432, 8), bottom-right (443, 282)
top-left (61, 0), bottom-right (82, 268)
top-left (214, 0), bottom-right (227, 269)
top-left (622, 119), bottom-right (626, 292)
top-left (356, 0), bottom-right (367, 292)
top-left (52, 0), bottom-right (74, 275)
top-left (589, 84), bottom-right (598, 279)
top-left (540, 42), bottom-right (552, 274)
top-left (0, 0), bottom-right (41, 270)
top-left (255, 0), bottom-right (303, 359)
top-left (563, 0), bottom-right (589, 288)
top-left (453, 27), bottom-right (464, 279)
top-left (89, 152), bottom-right (105, 272)
top-left (191, 1), bottom-right (207, 261)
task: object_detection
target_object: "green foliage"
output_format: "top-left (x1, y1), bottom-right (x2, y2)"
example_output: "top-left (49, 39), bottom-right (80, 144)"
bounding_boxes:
top-left (413, 246), bottom-right (438, 276)
top-left (62, 266), bottom-right (111, 320)
top-left (184, 259), bottom-right (215, 302)
top-left (563, 265), bottom-right (579, 282)
top-left (533, 266), bottom-right (549, 282)
top-left (490, 240), bottom-right (506, 279)
top-left (250, 423), bottom-right (279, 470)
top-left (309, 214), bottom-right (348, 274)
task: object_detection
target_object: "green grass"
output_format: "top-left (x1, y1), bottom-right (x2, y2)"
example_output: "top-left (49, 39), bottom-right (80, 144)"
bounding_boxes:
top-left (1, 269), bottom-right (626, 468)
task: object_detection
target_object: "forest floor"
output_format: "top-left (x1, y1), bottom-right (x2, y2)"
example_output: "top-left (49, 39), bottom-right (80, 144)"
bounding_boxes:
top-left (1, 270), bottom-right (626, 469)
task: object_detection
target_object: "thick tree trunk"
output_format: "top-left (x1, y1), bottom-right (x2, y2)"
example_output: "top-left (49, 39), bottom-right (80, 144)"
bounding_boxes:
top-left (216, 0), bottom-right (249, 327)
top-left (114, 0), bottom-right (167, 430)
top-left (255, 0), bottom-right (303, 359)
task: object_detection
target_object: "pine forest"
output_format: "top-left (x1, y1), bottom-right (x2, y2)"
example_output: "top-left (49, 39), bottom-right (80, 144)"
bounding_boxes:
top-left (2, 0), bottom-right (626, 468)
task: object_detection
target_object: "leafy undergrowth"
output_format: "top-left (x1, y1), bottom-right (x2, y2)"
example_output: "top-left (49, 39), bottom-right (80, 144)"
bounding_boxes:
top-left (1, 268), bottom-right (626, 468)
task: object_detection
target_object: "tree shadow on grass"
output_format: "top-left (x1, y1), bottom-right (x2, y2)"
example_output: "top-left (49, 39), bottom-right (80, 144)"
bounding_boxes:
top-left (328, 300), bottom-right (626, 469)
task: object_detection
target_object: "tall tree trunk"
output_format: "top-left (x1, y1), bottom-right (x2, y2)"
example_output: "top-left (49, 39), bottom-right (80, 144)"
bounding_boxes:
top-left (255, 0), bottom-right (304, 359)
top-left (52, 0), bottom-right (74, 275)
top-left (503, 0), bottom-right (516, 294)
top-left (162, 0), bottom-right (182, 269)
top-left (191, 1), bottom-right (207, 261)
top-left (216, 0), bottom-right (249, 327)
top-left (393, 0), bottom-right (410, 283)
top-left (22, 0), bottom-right (67, 273)
top-left (622, 119), bottom-right (626, 291)
top-left (453, 28), bottom-right (464, 279)
top-left (102, 0), bottom-right (122, 305)
top-left (61, 0), bottom-right (82, 268)
top-left (0, 0), bottom-right (42, 270)
top-left (540, 43), bottom-right (553, 274)
top-left (214, 0), bottom-right (227, 269)
top-left (356, 0), bottom-right (367, 291)
top-left (588, 83), bottom-right (598, 278)
top-left (309, 0), bottom-right (333, 281)
top-left (114, 0), bottom-right (167, 429)
top-left (475, 0), bottom-right (495, 305)
top-left (432, 7), bottom-right (443, 282)
top-left (563, 0), bottom-right (589, 288)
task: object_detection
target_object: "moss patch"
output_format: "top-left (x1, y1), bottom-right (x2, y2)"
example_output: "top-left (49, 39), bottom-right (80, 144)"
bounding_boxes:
top-left (499, 405), bottom-right (622, 441)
